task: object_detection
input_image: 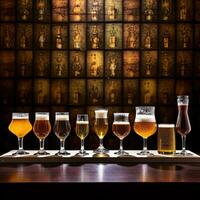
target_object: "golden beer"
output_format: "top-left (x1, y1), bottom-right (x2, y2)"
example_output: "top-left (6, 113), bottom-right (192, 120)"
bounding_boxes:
top-left (157, 124), bottom-right (176, 154)
top-left (9, 119), bottom-right (32, 138)
top-left (134, 121), bottom-right (157, 139)
top-left (94, 118), bottom-right (108, 139)
top-left (76, 121), bottom-right (89, 140)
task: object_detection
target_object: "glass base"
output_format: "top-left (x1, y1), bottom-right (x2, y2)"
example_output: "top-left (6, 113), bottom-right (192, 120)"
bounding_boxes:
top-left (34, 150), bottom-right (50, 156)
top-left (137, 150), bottom-right (153, 156)
top-left (76, 150), bottom-right (89, 157)
top-left (12, 149), bottom-right (29, 156)
top-left (93, 146), bottom-right (109, 154)
top-left (114, 150), bottom-right (129, 155)
top-left (55, 150), bottom-right (70, 156)
top-left (176, 150), bottom-right (193, 156)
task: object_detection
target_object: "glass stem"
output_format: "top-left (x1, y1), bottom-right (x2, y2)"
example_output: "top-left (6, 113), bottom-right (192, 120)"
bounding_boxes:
top-left (182, 135), bottom-right (186, 151)
top-left (39, 138), bottom-right (45, 151)
top-left (81, 139), bottom-right (85, 152)
top-left (60, 139), bottom-right (65, 151)
top-left (120, 140), bottom-right (123, 152)
top-left (99, 138), bottom-right (104, 149)
top-left (18, 137), bottom-right (24, 150)
top-left (143, 138), bottom-right (147, 152)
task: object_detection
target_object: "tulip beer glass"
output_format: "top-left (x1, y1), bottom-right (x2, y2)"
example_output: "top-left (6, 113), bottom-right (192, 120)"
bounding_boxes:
top-left (112, 113), bottom-right (131, 155)
top-left (33, 112), bottom-right (51, 155)
top-left (134, 106), bottom-right (157, 155)
top-left (54, 112), bottom-right (71, 156)
top-left (8, 113), bottom-right (32, 155)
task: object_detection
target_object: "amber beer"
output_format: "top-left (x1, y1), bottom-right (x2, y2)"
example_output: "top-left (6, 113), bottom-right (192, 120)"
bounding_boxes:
top-left (134, 115), bottom-right (157, 139)
top-left (9, 114), bottom-right (32, 138)
top-left (157, 124), bottom-right (176, 154)
top-left (54, 114), bottom-right (71, 140)
top-left (33, 113), bottom-right (51, 139)
top-left (76, 121), bottom-right (89, 140)
top-left (112, 122), bottom-right (131, 140)
top-left (94, 110), bottom-right (108, 139)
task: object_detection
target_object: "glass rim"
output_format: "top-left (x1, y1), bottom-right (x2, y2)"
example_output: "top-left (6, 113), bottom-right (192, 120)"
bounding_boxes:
top-left (55, 112), bottom-right (69, 115)
top-left (177, 95), bottom-right (189, 98)
top-left (113, 113), bottom-right (129, 116)
top-left (95, 109), bottom-right (108, 113)
top-left (135, 106), bottom-right (155, 109)
top-left (12, 113), bottom-right (29, 119)
top-left (35, 112), bottom-right (49, 115)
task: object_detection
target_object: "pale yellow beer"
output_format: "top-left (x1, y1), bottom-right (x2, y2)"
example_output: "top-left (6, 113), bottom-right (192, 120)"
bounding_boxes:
top-left (9, 118), bottom-right (32, 138)
top-left (95, 118), bottom-right (108, 139)
top-left (76, 121), bottom-right (89, 140)
top-left (157, 124), bottom-right (176, 154)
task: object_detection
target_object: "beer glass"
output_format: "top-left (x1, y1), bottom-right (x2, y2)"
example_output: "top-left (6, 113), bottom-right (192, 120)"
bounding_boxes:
top-left (94, 109), bottom-right (109, 153)
top-left (54, 112), bottom-right (71, 156)
top-left (8, 113), bottom-right (32, 155)
top-left (76, 114), bottom-right (89, 156)
top-left (176, 95), bottom-right (191, 155)
top-left (157, 124), bottom-right (176, 155)
top-left (33, 112), bottom-right (51, 155)
top-left (133, 106), bottom-right (157, 155)
top-left (112, 113), bottom-right (131, 155)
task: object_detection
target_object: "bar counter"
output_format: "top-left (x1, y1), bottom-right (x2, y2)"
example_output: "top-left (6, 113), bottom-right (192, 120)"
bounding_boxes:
top-left (0, 161), bottom-right (200, 198)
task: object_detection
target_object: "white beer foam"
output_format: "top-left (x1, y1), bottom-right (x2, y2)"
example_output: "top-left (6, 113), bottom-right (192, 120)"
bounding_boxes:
top-left (36, 115), bottom-right (49, 120)
top-left (113, 122), bottom-right (130, 125)
top-left (95, 110), bottom-right (108, 118)
top-left (178, 103), bottom-right (188, 105)
top-left (135, 115), bottom-right (156, 122)
top-left (12, 113), bottom-right (29, 119)
top-left (76, 121), bottom-right (89, 124)
top-left (56, 115), bottom-right (69, 121)
top-left (158, 124), bottom-right (175, 128)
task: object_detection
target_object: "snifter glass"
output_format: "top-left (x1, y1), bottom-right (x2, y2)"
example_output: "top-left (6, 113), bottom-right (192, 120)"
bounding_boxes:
top-left (33, 112), bottom-right (51, 155)
top-left (133, 106), bottom-right (157, 155)
top-left (54, 112), bottom-right (71, 156)
top-left (76, 114), bottom-right (89, 156)
top-left (112, 113), bottom-right (131, 155)
top-left (176, 95), bottom-right (191, 156)
top-left (8, 113), bottom-right (32, 156)
top-left (94, 109), bottom-right (109, 153)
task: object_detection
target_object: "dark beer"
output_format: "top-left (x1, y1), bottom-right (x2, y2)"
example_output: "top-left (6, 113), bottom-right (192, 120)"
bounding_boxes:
top-left (112, 122), bottom-right (130, 140)
top-left (33, 119), bottom-right (51, 139)
top-left (176, 104), bottom-right (191, 136)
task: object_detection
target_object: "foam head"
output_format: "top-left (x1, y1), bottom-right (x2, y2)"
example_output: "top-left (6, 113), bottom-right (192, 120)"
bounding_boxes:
top-left (35, 112), bottom-right (49, 120)
top-left (95, 109), bottom-right (108, 119)
top-left (12, 113), bottom-right (29, 119)
top-left (55, 112), bottom-right (69, 121)
top-left (135, 114), bottom-right (156, 122)
top-left (158, 124), bottom-right (175, 128)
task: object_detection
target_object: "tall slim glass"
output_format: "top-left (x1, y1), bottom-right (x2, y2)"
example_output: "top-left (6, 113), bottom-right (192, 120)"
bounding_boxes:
top-left (76, 114), bottom-right (89, 156)
top-left (54, 112), bottom-right (71, 156)
top-left (8, 113), bottom-right (32, 155)
top-left (94, 109), bottom-right (109, 153)
top-left (112, 113), bottom-right (131, 155)
top-left (33, 112), bottom-right (51, 155)
top-left (176, 95), bottom-right (191, 155)
top-left (133, 106), bottom-right (157, 155)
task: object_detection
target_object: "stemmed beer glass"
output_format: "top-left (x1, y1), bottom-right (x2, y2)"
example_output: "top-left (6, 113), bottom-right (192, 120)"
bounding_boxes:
top-left (112, 113), bottom-right (131, 155)
top-left (176, 95), bottom-right (191, 155)
top-left (76, 114), bottom-right (89, 156)
top-left (94, 109), bottom-right (109, 153)
top-left (8, 113), bottom-right (32, 155)
top-left (54, 112), bottom-right (71, 156)
top-left (33, 112), bottom-right (51, 155)
top-left (133, 106), bottom-right (157, 155)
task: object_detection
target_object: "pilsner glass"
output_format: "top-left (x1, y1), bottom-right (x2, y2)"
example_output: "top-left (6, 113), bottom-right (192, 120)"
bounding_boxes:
top-left (8, 113), bottom-right (32, 155)
top-left (94, 109), bottom-right (109, 153)
top-left (112, 113), bottom-right (131, 155)
top-left (76, 114), bottom-right (89, 156)
top-left (133, 106), bottom-right (157, 155)
top-left (33, 112), bottom-right (51, 155)
top-left (176, 95), bottom-right (191, 155)
top-left (54, 112), bottom-right (71, 156)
